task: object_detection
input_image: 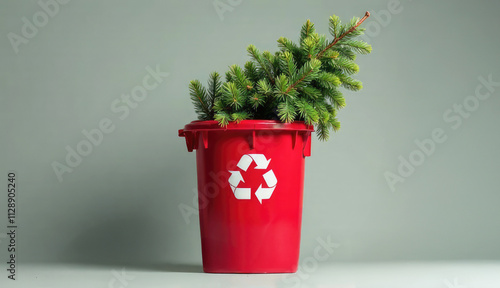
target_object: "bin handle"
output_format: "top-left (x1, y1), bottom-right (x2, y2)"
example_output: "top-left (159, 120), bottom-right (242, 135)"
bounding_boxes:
top-left (178, 129), bottom-right (195, 152)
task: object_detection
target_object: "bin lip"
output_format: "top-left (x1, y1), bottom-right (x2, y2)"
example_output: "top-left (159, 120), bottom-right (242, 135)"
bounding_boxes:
top-left (180, 120), bottom-right (314, 133)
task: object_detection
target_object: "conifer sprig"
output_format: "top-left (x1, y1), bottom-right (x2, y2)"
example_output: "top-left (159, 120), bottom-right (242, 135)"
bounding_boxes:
top-left (188, 11), bottom-right (371, 140)
top-left (316, 11), bottom-right (370, 59)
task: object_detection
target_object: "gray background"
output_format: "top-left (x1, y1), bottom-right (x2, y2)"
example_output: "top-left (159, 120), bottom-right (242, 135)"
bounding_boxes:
top-left (1, 0), bottom-right (500, 275)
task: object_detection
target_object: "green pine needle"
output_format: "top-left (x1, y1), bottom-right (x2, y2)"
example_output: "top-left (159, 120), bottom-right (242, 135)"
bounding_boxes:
top-left (231, 111), bottom-right (251, 123)
top-left (189, 80), bottom-right (211, 120)
top-left (300, 19), bottom-right (316, 43)
top-left (277, 99), bottom-right (297, 123)
top-left (215, 111), bottom-right (231, 126)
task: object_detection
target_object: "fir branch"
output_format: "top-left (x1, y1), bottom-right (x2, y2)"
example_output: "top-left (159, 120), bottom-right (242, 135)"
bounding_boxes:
top-left (333, 46), bottom-right (357, 60)
top-left (207, 72), bottom-right (222, 117)
top-left (262, 51), bottom-right (278, 78)
top-left (277, 98), bottom-right (296, 123)
top-left (228, 64), bottom-right (252, 89)
top-left (300, 19), bottom-right (316, 43)
top-left (215, 111), bottom-right (231, 126)
top-left (188, 12), bottom-right (371, 140)
top-left (222, 82), bottom-right (245, 109)
top-left (247, 45), bottom-right (275, 84)
top-left (189, 80), bottom-right (210, 120)
top-left (299, 86), bottom-right (322, 100)
top-left (295, 98), bottom-right (319, 125)
top-left (340, 40), bottom-right (372, 54)
top-left (231, 111), bottom-right (251, 123)
top-left (316, 11), bottom-right (370, 59)
top-left (316, 118), bottom-right (329, 141)
top-left (279, 51), bottom-right (297, 77)
top-left (325, 89), bottom-right (346, 109)
top-left (286, 58), bottom-right (321, 93)
top-left (332, 57), bottom-right (360, 75)
top-left (277, 37), bottom-right (299, 53)
top-left (225, 71), bottom-right (233, 83)
top-left (329, 15), bottom-right (341, 38)
top-left (316, 72), bottom-right (341, 89)
top-left (337, 74), bottom-right (363, 91)
top-left (257, 79), bottom-right (273, 95)
top-left (244, 61), bottom-right (261, 83)
top-left (301, 33), bottom-right (320, 58)
top-left (275, 74), bottom-right (292, 100)
top-left (249, 93), bottom-right (266, 109)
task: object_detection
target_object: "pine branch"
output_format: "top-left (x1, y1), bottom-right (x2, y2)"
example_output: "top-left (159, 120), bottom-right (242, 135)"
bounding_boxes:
top-left (231, 111), bottom-right (251, 123)
top-left (299, 86), bottom-right (322, 100)
top-left (275, 74), bottom-right (292, 100)
top-left (249, 92), bottom-right (266, 109)
top-left (286, 58), bottom-right (321, 93)
top-left (337, 74), bottom-right (363, 91)
top-left (215, 111), bottom-right (231, 126)
top-left (300, 19), bottom-right (315, 43)
top-left (228, 64), bottom-right (252, 90)
top-left (332, 57), bottom-right (360, 75)
top-left (207, 72), bottom-right (222, 117)
top-left (329, 15), bottom-right (341, 38)
top-left (279, 51), bottom-right (297, 77)
top-left (316, 119), bottom-right (329, 141)
top-left (301, 33), bottom-right (320, 59)
top-left (333, 46), bottom-right (357, 60)
top-left (340, 40), bottom-right (372, 54)
top-left (316, 72), bottom-right (341, 89)
top-left (188, 12), bottom-right (371, 140)
top-left (316, 11), bottom-right (370, 59)
top-left (277, 98), bottom-right (296, 123)
top-left (189, 80), bottom-right (211, 120)
top-left (277, 37), bottom-right (299, 53)
top-left (244, 61), bottom-right (261, 83)
top-left (222, 82), bottom-right (245, 109)
top-left (257, 79), bottom-right (273, 95)
top-left (295, 98), bottom-right (319, 125)
top-left (325, 89), bottom-right (346, 109)
top-left (247, 45), bottom-right (275, 84)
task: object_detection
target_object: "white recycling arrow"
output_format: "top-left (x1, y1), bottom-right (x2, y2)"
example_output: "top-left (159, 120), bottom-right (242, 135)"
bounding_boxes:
top-left (255, 169), bottom-right (277, 203)
top-left (228, 170), bottom-right (244, 186)
top-left (232, 187), bottom-right (251, 199)
top-left (228, 171), bottom-right (251, 199)
top-left (236, 155), bottom-right (253, 171)
top-left (262, 169), bottom-right (277, 187)
top-left (255, 185), bottom-right (276, 204)
top-left (249, 154), bottom-right (271, 169)
top-left (229, 154), bottom-right (277, 203)
top-left (237, 154), bottom-right (271, 171)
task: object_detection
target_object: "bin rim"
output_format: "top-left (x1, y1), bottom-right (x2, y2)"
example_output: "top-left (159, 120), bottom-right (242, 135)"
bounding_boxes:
top-left (180, 120), bottom-right (314, 133)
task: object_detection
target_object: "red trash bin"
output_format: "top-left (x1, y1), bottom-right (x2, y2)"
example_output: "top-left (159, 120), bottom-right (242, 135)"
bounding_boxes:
top-left (179, 120), bottom-right (314, 273)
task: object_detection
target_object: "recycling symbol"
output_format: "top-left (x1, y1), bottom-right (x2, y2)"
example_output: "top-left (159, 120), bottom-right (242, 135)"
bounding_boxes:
top-left (228, 154), bottom-right (277, 204)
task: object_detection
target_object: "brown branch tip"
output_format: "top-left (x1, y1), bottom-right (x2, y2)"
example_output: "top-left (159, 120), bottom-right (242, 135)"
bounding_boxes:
top-left (357, 11), bottom-right (370, 27)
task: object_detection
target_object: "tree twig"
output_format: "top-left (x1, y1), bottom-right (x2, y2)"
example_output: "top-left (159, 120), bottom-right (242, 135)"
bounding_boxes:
top-left (316, 11), bottom-right (370, 59)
